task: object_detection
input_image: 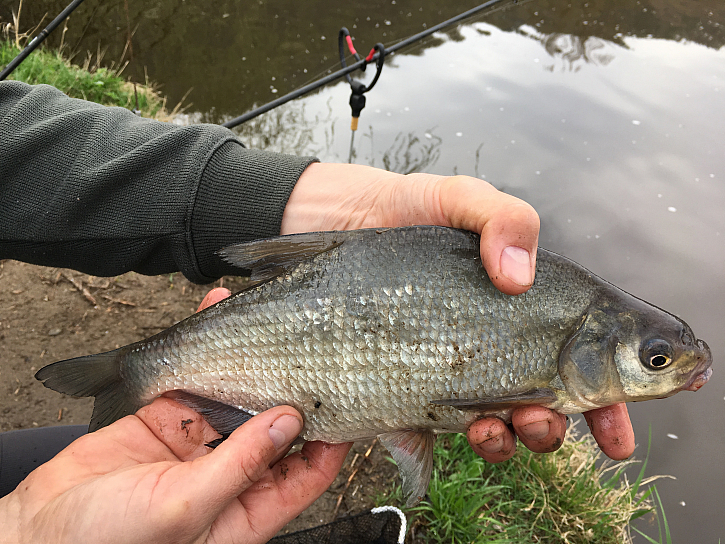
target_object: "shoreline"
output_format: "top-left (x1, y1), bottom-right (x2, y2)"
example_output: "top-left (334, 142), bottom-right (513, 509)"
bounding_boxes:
top-left (1, 39), bottom-right (173, 120)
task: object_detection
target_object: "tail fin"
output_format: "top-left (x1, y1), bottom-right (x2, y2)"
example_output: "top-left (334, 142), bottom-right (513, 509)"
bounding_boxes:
top-left (35, 349), bottom-right (141, 432)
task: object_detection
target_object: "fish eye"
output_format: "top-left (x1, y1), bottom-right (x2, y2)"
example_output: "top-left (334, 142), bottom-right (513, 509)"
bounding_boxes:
top-left (650, 354), bottom-right (670, 368)
top-left (640, 339), bottom-right (674, 370)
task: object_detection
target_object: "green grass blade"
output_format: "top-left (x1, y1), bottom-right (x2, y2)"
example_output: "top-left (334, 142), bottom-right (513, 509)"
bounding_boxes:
top-left (376, 423), bottom-right (665, 544)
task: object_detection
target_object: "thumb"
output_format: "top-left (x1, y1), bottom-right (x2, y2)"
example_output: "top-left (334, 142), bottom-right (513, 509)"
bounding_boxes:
top-left (435, 176), bottom-right (540, 295)
top-left (167, 406), bottom-right (303, 528)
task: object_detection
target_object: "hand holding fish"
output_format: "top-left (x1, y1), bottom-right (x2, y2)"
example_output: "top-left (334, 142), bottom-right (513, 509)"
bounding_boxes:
top-left (0, 290), bottom-right (351, 544)
top-left (0, 405), bottom-right (349, 544)
top-left (283, 164), bottom-right (635, 462)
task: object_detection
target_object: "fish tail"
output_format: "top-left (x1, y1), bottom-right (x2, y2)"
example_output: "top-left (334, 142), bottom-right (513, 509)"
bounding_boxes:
top-left (35, 348), bottom-right (141, 432)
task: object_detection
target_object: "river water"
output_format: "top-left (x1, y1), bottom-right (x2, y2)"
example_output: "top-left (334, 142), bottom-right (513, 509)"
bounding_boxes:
top-left (2, 0), bottom-right (723, 540)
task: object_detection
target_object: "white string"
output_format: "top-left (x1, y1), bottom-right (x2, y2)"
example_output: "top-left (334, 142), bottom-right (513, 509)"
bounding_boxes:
top-left (371, 506), bottom-right (407, 544)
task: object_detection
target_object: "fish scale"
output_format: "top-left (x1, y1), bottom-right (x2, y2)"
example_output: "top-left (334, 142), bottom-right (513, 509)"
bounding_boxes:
top-left (36, 226), bottom-right (712, 506)
top-left (121, 228), bottom-right (591, 441)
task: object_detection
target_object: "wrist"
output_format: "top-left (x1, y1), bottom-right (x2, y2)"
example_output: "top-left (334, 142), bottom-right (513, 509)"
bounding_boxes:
top-left (281, 162), bottom-right (396, 234)
top-left (281, 163), bottom-right (449, 234)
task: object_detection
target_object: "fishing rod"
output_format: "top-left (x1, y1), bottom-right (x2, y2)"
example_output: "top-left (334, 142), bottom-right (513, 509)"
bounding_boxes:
top-left (0, 0), bottom-right (87, 81)
top-left (221, 0), bottom-right (514, 129)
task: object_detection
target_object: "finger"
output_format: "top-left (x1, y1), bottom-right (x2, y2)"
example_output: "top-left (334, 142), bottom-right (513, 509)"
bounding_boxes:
top-left (136, 397), bottom-right (222, 461)
top-left (163, 406), bottom-right (304, 529)
top-left (583, 403), bottom-right (635, 460)
top-left (198, 287), bottom-right (232, 311)
top-left (241, 440), bottom-right (352, 540)
top-left (511, 407), bottom-right (567, 453)
top-left (466, 417), bottom-right (517, 463)
top-left (435, 176), bottom-right (540, 295)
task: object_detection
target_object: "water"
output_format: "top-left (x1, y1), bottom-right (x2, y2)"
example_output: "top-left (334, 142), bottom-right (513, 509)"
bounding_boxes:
top-left (2, 0), bottom-right (724, 540)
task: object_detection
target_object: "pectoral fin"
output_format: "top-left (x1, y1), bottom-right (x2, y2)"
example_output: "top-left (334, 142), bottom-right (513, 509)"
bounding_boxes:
top-left (165, 391), bottom-right (255, 447)
top-left (378, 429), bottom-right (435, 507)
top-left (219, 232), bottom-right (344, 281)
top-left (432, 388), bottom-right (557, 412)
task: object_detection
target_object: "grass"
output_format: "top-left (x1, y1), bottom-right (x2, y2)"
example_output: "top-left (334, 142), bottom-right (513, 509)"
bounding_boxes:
top-left (378, 425), bottom-right (669, 544)
top-left (1, 6), bottom-right (170, 118)
top-left (630, 487), bottom-right (671, 544)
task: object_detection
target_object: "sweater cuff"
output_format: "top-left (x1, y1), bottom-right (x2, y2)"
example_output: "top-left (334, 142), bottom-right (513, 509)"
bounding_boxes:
top-left (190, 140), bottom-right (318, 281)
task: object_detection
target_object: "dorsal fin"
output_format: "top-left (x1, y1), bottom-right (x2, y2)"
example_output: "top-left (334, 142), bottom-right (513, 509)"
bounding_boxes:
top-left (218, 231), bottom-right (345, 281)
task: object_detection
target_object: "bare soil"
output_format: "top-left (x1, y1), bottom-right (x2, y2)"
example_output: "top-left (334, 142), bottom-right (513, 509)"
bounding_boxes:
top-left (0, 260), bottom-right (398, 534)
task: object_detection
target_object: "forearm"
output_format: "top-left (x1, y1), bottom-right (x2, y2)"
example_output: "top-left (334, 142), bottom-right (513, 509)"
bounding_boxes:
top-left (0, 81), bottom-right (316, 283)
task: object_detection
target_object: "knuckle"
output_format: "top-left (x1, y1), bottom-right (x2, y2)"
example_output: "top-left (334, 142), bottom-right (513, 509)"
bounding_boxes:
top-left (238, 447), bottom-right (272, 486)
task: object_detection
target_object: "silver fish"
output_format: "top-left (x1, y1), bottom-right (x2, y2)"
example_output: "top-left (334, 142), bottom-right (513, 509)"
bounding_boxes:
top-left (36, 226), bottom-right (712, 506)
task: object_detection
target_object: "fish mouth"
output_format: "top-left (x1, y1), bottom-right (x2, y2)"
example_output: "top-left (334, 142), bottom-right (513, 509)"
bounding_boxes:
top-left (681, 339), bottom-right (713, 392)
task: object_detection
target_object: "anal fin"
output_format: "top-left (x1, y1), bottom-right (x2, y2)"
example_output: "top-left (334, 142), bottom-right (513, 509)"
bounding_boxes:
top-left (378, 429), bottom-right (435, 507)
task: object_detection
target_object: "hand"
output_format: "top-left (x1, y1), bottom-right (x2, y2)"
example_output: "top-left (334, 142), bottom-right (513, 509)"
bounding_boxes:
top-left (282, 163), bottom-right (635, 461)
top-left (0, 288), bottom-right (351, 544)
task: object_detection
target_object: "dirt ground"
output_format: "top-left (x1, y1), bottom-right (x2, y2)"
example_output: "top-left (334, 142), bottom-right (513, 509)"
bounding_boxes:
top-left (0, 259), bottom-right (398, 534)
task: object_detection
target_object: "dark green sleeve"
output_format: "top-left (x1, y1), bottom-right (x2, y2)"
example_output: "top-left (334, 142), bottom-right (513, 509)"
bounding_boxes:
top-left (0, 81), bottom-right (317, 283)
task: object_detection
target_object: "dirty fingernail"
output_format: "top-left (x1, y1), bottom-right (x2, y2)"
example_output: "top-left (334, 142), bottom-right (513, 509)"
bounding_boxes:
top-left (500, 246), bottom-right (533, 286)
top-left (478, 434), bottom-right (504, 454)
top-left (521, 420), bottom-right (550, 441)
top-left (269, 415), bottom-right (302, 450)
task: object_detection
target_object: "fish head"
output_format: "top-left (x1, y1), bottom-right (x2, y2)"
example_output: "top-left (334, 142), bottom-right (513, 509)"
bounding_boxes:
top-left (558, 291), bottom-right (712, 410)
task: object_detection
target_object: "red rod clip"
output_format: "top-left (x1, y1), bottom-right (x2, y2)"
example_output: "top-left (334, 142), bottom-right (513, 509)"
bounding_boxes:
top-left (346, 35), bottom-right (357, 56)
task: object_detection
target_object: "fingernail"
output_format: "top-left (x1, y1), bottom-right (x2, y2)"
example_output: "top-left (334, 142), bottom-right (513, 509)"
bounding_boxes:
top-left (269, 415), bottom-right (302, 450)
top-left (478, 434), bottom-right (504, 454)
top-left (521, 420), bottom-right (550, 441)
top-left (500, 246), bottom-right (533, 286)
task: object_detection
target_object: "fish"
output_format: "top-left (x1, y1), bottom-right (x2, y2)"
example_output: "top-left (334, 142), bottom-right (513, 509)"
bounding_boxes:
top-left (35, 226), bottom-right (712, 506)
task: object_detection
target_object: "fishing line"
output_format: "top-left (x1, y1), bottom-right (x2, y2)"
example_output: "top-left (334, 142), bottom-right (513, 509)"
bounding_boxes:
top-left (122, 0), bottom-right (140, 115)
top-left (246, 0), bottom-right (525, 102)
top-left (221, 0), bottom-right (517, 129)
top-left (0, 0), bottom-right (87, 81)
top-left (1, 0), bottom-right (521, 125)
